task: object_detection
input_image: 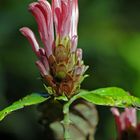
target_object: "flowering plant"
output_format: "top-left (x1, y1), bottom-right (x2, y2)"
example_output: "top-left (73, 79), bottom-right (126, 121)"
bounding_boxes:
top-left (111, 108), bottom-right (140, 140)
top-left (0, 0), bottom-right (140, 140)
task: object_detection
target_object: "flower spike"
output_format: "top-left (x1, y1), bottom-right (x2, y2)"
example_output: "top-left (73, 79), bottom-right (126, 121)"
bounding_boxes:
top-left (20, 0), bottom-right (88, 98)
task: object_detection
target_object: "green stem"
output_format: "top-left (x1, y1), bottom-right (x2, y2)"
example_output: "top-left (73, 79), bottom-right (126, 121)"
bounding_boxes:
top-left (63, 103), bottom-right (71, 140)
top-left (62, 95), bottom-right (79, 140)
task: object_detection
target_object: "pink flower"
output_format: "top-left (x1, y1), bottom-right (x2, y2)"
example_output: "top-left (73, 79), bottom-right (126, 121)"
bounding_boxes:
top-left (111, 108), bottom-right (140, 140)
top-left (20, 0), bottom-right (88, 98)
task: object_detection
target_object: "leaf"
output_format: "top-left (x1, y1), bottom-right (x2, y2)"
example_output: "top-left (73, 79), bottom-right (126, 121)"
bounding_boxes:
top-left (55, 95), bottom-right (68, 101)
top-left (0, 93), bottom-right (50, 121)
top-left (78, 87), bottom-right (140, 108)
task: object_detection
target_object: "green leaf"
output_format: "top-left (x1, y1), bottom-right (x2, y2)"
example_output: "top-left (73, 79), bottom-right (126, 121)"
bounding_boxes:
top-left (78, 87), bottom-right (140, 108)
top-left (55, 95), bottom-right (68, 101)
top-left (0, 93), bottom-right (50, 121)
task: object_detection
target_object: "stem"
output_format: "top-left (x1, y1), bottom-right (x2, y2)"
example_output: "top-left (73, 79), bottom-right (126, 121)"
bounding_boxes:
top-left (63, 103), bottom-right (71, 140)
top-left (62, 95), bottom-right (79, 140)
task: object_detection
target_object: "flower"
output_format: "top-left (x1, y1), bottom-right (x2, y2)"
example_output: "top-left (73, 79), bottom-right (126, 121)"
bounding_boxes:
top-left (20, 0), bottom-right (88, 98)
top-left (111, 108), bottom-right (140, 140)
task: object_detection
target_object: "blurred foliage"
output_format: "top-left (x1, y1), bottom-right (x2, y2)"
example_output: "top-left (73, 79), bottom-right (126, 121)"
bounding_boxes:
top-left (0, 0), bottom-right (140, 140)
top-left (38, 99), bottom-right (98, 140)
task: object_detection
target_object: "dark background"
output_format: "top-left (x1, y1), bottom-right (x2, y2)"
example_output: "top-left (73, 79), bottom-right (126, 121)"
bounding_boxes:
top-left (0, 0), bottom-right (140, 140)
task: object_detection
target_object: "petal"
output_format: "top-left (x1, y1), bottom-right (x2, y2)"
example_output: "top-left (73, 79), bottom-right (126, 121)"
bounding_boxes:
top-left (52, 0), bottom-right (61, 35)
top-left (70, 0), bottom-right (79, 37)
top-left (36, 60), bottom-right (48, 76)
top-left (55, 7), bottom-right (62, 34)
top-left (120, 112), bottom-right (127, 130)
top-left (39, 48), bottom-right (46, 56)
top-left (125, 108), bottom-right (137, 127)
top-left (52, 0), bottom-right (61, 19)
top-left (29, 2), bottom-right (52, 57)
top-left (38, 0), bottom-right (54, 50)
top-left (41, 56), bottom-right (50, 73)
top-left (55, 0), bottom-right (71, 37)
top-left (38, 48), bottom-right (50, 73)
top-left (52, 0), bottom-right (70, 36)
top-left (20, 27), bottom-right (40, 57)
top-left (71, 35), bottom-right (78, 52)
top-left (76, 48), bottom-right (82, 61)
top-left (29, 2), bottom-right (47, 41)
top-left (61, 0), bottom-right (79, 37)
top-left (60, 0), bottom-right (70, 36)
top-left (111, 108), bottom-right (122, 137)
top-left (52, 0), bottom-right (79, 38)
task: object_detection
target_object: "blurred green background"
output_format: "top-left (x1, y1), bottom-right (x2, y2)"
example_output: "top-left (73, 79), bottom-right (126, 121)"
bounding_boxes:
top-left (0, 0), bottom-right (140, 140)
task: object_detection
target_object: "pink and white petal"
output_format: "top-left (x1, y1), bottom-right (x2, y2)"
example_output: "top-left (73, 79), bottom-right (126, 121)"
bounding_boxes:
top-left (52, 0), bottom-right (61, 34)
top-left (41, 56), bottom-right (50, 73)
top-left (125, 108), bottom-right (137, 127)
top-left (39, 48), bottom-right (46, 56)
top-left (55, 7), bottom-right (62, 35)
top-left (38, 0), bottom-right (54, 48)
top-left (111, 108), bottom-right (122, 136)
top-left (29, 3), bottom-right (52, 57)
top-left (61, 0), bottom-right (72, 37)
top-left (120, 111), bottom-right (129, 130)
top-left (60, 0), bottom-right (70, 36)
top-left (71, 35), bottom-right (78, 52)
top-left (70, 0), bottom-right (79, 37)
top-left (36, 60), bottom-right (48, 76)
top-left (29, 3), bottom-right (47, 40)
top-left (20, 27), bottom-right (40, 57)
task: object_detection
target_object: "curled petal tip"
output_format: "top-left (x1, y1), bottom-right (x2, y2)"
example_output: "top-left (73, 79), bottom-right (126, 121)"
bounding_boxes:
top-left (39, 48), bottom-right (46, 56)
top-left (20, 27), bottom-right (40, 57)
top-left (111, 108), bottom-right (120, 116)
top-left (20, 27), bottom-right (30, 35)
top-left (28, 2), bottom-right (38, 10)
